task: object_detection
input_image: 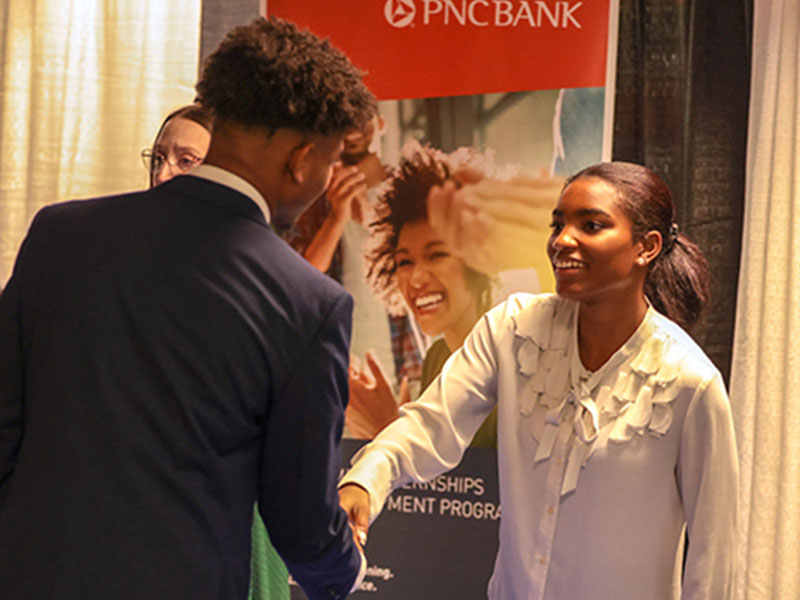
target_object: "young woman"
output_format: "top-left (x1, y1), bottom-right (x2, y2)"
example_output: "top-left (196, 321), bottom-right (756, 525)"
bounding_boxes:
top-left (345, 144), bottom-right (497, 447)
top-left (141, 103), bottom-right (212, 187)
top-left (340, 161), bottom-right (738, 599)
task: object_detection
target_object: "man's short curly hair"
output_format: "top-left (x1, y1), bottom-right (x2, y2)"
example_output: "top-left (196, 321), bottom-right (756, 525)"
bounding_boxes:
top-left (367, 143), bottom-right (494, 316)
top-left (196, 17), bottom-right (375, 135)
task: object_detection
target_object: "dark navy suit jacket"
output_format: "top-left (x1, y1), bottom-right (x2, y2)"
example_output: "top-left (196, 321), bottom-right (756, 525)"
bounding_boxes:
top-left (0, 175), bottom-right (361, 599)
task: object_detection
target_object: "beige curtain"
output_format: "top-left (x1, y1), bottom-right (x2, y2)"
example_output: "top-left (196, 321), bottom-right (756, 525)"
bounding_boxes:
top-left (0, 0), bottom-right (202, 285)
top-left (730, 0), bottom-right (800, 598)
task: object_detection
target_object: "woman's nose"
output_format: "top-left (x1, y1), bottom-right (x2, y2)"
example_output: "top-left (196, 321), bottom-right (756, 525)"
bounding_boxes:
top-left (408, 264), bottom-right (429, 287)
top-left (155, 161), bottom-right (180, 186)
top-left (163, 160), bottom-right (181, 179)
top-left (551, 226), bottom-right (578, 248)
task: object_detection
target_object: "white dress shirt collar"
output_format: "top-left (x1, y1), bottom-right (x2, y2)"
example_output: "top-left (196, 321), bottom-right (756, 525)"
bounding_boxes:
top-left (189, 164), bottom-right (272, 224)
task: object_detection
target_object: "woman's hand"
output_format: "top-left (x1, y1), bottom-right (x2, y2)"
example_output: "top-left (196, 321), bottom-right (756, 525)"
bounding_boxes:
top-left (327, 164), bottom-right (367, 225)
top-left (346, 351), bottom-right (411, 440)
top-left (427, 173), bottom-right (565, 277)
top-left (303, 164), bottom-right (367, 272)
top-left (339, 484), bottom-right (370, 548)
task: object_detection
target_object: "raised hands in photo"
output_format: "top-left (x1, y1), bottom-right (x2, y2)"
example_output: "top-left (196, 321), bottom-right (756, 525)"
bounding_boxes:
top-left (328, 163), bottom-right (368, 225)
top-left (427, 171), bottom-right (565, 276)
top-left (346, 350), bottom-right (411, 440)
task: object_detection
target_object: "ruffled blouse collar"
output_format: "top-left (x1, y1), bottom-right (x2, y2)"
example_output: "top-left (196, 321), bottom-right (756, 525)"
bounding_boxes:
top-left (512, 296), bottom-right (685, 496)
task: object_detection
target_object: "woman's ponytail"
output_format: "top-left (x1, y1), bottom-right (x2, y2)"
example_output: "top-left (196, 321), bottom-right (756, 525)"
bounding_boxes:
top-left (644, 233), bottom-right (710, 331)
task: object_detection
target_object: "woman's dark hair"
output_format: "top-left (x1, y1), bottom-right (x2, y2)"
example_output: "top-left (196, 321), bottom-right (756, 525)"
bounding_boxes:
top-left (368, 145), bottom-right (493, 315)
top-left (153, 104), bottom-right (213, 142)
top-left (195, 17), bottom-right (375, 136)
top-left (566, 161), bottom-right (710, 331)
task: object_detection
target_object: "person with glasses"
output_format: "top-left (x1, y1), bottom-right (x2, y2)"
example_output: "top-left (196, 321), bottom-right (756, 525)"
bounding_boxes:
top-left (141, 103), bottom-right (212, 188)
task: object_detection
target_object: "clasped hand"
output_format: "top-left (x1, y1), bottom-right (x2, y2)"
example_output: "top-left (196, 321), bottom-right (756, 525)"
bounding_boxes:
top-left (339, 483), bottom-right (370, 552)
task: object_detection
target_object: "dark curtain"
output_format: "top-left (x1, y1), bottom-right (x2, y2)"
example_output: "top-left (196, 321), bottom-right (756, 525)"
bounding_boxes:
top-left (613, 0), bottom-right (753, 383)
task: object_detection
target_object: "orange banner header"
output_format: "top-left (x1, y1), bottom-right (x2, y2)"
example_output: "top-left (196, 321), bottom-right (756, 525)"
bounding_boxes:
top-left (267, 0), bottom-right (612, 100)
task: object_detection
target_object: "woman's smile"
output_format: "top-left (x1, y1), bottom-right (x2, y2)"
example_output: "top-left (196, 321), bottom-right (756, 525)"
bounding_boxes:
top-left (548, 177), bottom-right (642, 304)
top-left (411, 290), bottom-right (447, 315)
top-left (395, 219), bottom-right (480, 346)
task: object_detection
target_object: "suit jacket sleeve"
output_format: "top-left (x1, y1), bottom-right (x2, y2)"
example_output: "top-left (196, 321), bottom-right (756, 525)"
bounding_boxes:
top-left (0, 210), bottom-right (45, 506)
top-left (258, 291), bottom-right (361, 600)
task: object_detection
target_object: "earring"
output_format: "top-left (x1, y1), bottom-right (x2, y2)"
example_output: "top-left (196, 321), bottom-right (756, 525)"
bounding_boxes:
top-left (636, 257), bottom-right (646, 266)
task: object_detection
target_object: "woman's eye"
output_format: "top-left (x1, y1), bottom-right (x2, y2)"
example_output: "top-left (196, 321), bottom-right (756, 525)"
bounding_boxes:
top-left (179, 155), bottom-right (202, 169)
top-left (549, 221), bottom-right (564, 233)
top-left (428, 251), bottom-right (450, 261)
top-left (584, 221), bottom-right (604, 232)
top-left (395, 258), bottom-right (413, 268)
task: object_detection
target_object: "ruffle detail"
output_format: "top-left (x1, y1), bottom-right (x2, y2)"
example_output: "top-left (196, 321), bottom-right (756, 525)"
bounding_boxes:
top-left (513, 296), bottom-right (569, 416)
top-left (512, 295), bottom-right (559, 348)
top-left (512, 298), bottom-right (578, 463)
top-left (606, 333), bottom-right (686, 444)
top-left (512, 297), bottom-right (685, 495)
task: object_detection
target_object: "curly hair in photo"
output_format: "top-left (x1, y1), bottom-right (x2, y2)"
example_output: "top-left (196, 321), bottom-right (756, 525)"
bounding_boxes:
top-left (366, 143), bottom-right (499, 316)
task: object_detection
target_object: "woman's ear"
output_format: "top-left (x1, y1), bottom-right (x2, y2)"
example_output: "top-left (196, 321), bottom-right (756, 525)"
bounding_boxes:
top-left (287, 141), bottom-right (314, 184)
top-left (638, 230), bottom-right (663, 266)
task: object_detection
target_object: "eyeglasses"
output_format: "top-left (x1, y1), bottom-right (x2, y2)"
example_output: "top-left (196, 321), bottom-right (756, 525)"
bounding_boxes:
top-left (140, 149), bottom-right (203, 176)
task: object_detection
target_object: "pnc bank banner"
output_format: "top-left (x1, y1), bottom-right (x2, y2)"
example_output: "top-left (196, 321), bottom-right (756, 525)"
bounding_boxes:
top-left (265, 1), bottom-right (618, 597)
top-left (267, 0), bottom-right (614, 99)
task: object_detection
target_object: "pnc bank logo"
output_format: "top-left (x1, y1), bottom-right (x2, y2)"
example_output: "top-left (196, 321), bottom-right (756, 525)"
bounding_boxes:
top-left (384, 0), bottom-right (417, 28)
top-left (383, 0), bottom-right (584, 29)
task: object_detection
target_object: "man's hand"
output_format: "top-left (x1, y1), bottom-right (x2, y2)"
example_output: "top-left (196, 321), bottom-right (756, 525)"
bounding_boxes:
top-left (339, 484), bottom-right (371, 548)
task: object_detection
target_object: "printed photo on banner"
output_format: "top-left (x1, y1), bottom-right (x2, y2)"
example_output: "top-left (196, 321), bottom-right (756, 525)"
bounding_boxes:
top-left (265, 1), bottom-right (620, 597)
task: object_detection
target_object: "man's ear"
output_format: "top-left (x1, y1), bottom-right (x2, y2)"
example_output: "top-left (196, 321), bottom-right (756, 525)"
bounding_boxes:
top-left (287, 141), bottom-right (314, 184)
top-left (638, 230), bottom-right (663, 266)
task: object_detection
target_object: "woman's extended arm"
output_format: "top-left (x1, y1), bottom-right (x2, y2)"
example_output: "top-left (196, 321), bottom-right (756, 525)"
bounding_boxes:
top-left (339, 300), bottom-right (507, 526)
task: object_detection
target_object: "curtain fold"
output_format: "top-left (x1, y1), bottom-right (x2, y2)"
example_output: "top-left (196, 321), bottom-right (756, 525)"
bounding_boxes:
top-left (0, 0), bottom-right (202, 285)
top-left (612, 0), bottom-right (752, 382)
top-left (731, 1), bottom-right (800, 598)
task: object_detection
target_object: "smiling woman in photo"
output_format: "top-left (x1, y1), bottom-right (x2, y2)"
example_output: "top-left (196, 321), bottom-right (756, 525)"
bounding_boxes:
top-left (344, 144), bottom-right (498, 446)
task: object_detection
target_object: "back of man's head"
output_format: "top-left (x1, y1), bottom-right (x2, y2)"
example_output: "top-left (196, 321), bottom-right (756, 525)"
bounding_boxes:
top-left (196, 17), bottom-right (376, 136)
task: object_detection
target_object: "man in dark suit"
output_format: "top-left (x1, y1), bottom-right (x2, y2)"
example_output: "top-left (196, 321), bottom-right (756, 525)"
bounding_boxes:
top-left (0, 18), bottom-right (374, 600)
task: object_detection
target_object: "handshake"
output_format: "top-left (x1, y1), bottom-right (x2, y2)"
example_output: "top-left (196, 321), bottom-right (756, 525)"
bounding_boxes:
top-left (339, 483), bottom-right (370, 550)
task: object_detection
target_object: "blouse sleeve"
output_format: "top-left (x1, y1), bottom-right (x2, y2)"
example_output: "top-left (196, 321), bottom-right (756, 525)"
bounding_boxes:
top-left (677, 371), bottom-right (739, 599)
top-left (340, 302), bottom-right (504, 521)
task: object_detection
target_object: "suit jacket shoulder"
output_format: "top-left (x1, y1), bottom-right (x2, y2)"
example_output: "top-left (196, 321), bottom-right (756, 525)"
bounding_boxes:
top-left (0, 176), bottom-right (361, 600)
